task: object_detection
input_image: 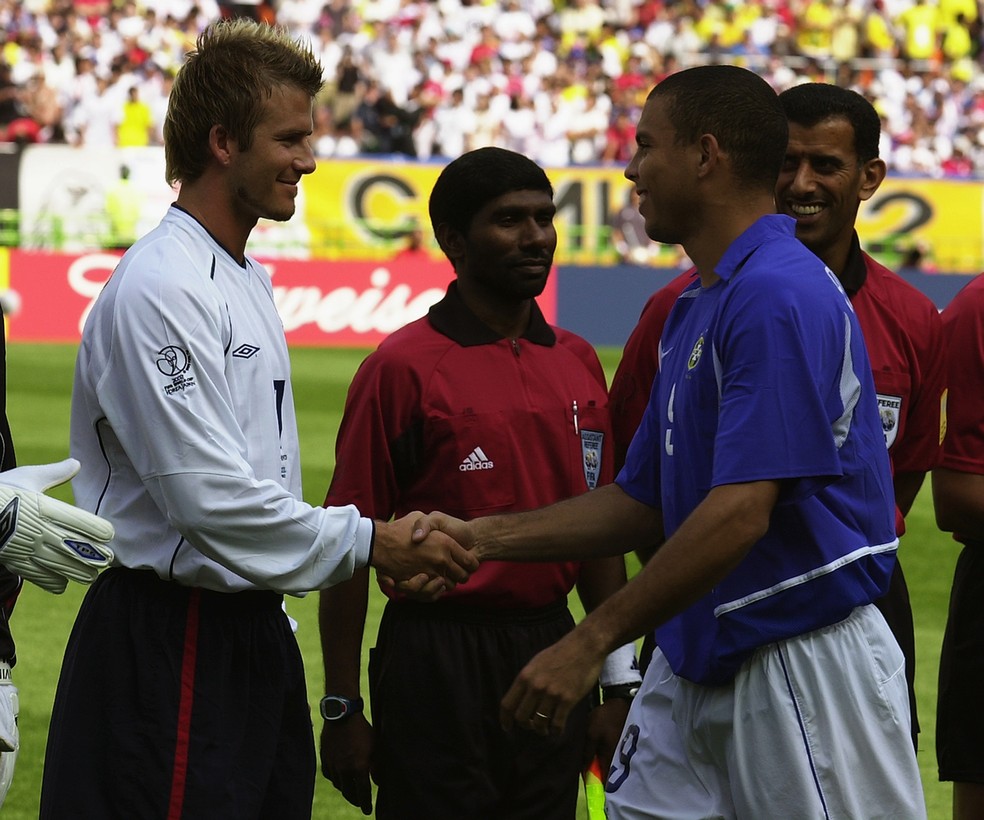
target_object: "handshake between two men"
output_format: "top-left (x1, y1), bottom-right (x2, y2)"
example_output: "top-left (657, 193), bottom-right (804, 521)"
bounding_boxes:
top-left (368, 510), bottom-right (478, 596)
top-left (0, 459), bottom-right (613, 743)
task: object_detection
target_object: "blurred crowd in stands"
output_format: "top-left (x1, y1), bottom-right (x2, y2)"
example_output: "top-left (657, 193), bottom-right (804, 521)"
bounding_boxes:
top-left (2, 0), bottom-right (984, 177)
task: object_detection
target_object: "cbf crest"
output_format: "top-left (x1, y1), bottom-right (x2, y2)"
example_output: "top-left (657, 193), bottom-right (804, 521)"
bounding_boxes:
top-left (581, 430), bottom-right (604, 489)
top-left (688, 335), bottom-right (705, 370)
top-left (877, 393), bottom-right (902, 448)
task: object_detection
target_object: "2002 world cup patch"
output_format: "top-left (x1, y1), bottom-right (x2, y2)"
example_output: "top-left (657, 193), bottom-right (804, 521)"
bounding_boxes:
top-left (156, 345), bottom-right (197, 396)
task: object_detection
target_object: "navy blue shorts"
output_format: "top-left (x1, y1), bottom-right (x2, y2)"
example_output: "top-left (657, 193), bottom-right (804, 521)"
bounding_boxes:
top-left (371, 599), bottom-right (589, 820)
top-left (937, 543), bottom-right (984, 784)
top-left (40, 568), bottom-right (315, 819)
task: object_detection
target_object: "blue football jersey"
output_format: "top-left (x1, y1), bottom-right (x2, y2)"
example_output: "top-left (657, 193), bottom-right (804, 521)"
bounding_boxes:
top-left (617, 215), bottom-right (898, 685)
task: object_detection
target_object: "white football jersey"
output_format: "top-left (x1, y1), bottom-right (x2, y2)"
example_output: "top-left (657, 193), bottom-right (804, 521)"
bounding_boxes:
top-left (71, 206), bottom-right (372, 592)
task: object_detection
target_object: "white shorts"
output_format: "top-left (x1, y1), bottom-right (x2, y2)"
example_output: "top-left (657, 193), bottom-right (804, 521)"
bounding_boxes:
top-left (605, 605), bottom-right (926, 820)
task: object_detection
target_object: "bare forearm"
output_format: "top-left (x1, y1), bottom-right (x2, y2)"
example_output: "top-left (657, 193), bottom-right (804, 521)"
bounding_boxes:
top-left (319, 568), bottom-right (370, 694)
top-left (894, 471), bottom-right (926, 518)
top-left (472, 484), bottom-right (661, 563)
top-left (933, 468), bottom-right (984, 537)
top-left (576, 554), bottom-right (630, 613)
top-left (496, 480), bottom-right (779, 736)
top-left (634, 535), bottom-right (665, 565)
top-left (568, 481), bottom-right (778, 656)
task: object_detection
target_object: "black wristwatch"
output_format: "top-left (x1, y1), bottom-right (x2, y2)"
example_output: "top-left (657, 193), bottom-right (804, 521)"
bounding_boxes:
top-left (320, 695), bottom-right (364, 722)
top-left (602, 683), bottom-right (641, 702)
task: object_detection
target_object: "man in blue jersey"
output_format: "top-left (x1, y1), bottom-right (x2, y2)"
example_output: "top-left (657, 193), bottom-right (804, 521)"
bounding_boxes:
top-left (414, 65), bottom-right (925, 818)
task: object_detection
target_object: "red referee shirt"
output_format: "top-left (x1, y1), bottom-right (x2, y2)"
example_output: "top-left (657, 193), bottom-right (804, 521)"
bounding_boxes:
top-left (326, 282), bottom-right (614, 608)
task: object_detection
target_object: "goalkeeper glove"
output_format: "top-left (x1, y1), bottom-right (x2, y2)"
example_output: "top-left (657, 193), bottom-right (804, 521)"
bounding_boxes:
top-left (0, 459), bottom-right (114, 594)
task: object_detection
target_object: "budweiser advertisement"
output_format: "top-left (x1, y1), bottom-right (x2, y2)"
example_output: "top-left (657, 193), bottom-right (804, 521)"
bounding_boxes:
top-left (3, 250), bottom-right (559, 346)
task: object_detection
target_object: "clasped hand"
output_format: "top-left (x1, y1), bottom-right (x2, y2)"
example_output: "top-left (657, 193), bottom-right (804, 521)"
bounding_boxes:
top-left (371, 511), bottom-right (476, 598)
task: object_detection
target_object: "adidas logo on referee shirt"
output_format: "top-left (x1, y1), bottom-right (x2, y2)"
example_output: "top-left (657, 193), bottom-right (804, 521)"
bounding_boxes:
top-left (459, 447), bottom-right (494, 471)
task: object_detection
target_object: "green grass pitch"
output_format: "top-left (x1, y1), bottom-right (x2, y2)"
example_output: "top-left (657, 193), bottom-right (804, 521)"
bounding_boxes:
top-left (1, 341), bottom-right (956, 818)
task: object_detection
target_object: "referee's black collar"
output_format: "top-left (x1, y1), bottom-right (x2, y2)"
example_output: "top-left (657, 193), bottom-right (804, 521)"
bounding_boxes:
top-left (428, 281), bottom-right (556, 347)
top-left (839, 232), bottom-right (868, 295)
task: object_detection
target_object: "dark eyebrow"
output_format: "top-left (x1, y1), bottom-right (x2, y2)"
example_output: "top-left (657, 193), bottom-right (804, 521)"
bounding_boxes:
top-left (490, 203), bottom-right (557, 219)
top-left (273, 125), bottom-right (312, 140)
top-left (785, 150), bottom-right (846, 165)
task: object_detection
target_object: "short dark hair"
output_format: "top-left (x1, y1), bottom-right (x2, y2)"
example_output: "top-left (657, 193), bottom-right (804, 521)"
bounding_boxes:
top-left (428, 147), bottom-right (553, 236)
top-left (778, 83), bottom-right (881, 164)
top-left (649, 65), bottom-right (788, 191)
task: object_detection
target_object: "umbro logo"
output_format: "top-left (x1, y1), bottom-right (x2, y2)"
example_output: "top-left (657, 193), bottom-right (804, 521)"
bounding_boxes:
top-left (233, 344), bottom-right (260, 359)
top-left (64, 540), bottom-right (109, 564)
top-left (459, 447), bottom-right (494, 471)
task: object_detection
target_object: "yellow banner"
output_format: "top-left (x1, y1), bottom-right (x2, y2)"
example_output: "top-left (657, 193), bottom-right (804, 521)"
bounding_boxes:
top-left (857, 177), bottom-right (983, 273)
top-left (303, 160), bottom-right (984, 272)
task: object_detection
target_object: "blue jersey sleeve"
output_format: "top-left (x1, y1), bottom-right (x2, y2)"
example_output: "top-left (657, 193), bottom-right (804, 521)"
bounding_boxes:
top-left (712, 262), bottom-right (851, 502)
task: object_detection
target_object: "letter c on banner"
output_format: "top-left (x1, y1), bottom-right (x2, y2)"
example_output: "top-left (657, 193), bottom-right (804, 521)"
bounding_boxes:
top-left (351, 175), bottom-right (417, 241)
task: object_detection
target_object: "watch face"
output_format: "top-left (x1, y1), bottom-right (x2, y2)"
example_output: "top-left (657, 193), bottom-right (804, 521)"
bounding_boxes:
top-left (321, 695), bottom-right (362, 721)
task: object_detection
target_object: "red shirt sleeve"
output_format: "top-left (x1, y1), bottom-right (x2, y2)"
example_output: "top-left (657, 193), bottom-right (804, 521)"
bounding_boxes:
top-left (941, 274), bottom-right (984, 475)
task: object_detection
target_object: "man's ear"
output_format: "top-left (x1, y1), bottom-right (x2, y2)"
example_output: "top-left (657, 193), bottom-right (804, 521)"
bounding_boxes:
top-left (859, 157), bottom-right (887, 201)
top-left (695, 132), bottom-right (721, 179)
top-left (209, 124), bottom-right (232, 166)
top-left (435, 223), bottom-right (465, 260)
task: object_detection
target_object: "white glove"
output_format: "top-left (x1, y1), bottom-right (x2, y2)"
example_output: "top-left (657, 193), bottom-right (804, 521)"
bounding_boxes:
top-left (0, 662), bottom-right (17, 806)
top-left (0, 459), bottom-right (115, 594)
